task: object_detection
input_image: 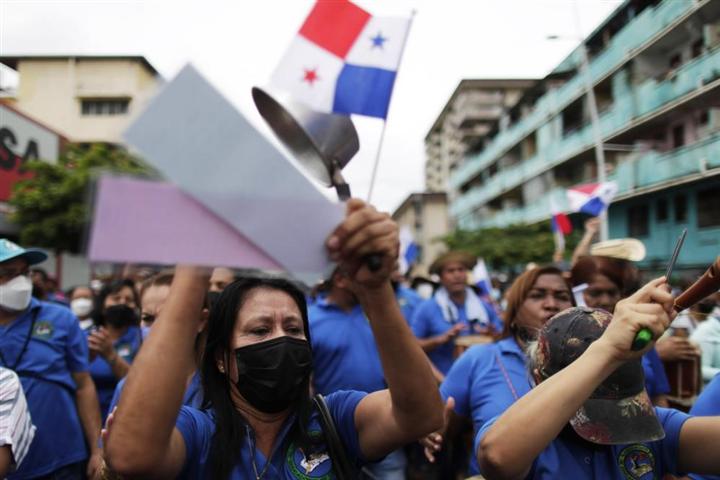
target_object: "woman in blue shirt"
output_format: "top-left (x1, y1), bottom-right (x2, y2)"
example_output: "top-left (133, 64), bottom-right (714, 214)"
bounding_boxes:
top-left (478, 279), bottom-right (720, 479)
top-left (423, 266), bottom-right (574, 474)
top-left (87, 279), bottom-right (142, 421)
top-left (104, 200), bottom-right (444, 479)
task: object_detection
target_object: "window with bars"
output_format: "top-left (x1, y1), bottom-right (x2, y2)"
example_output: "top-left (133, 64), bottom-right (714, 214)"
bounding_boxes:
top-left (80, 99), bottom-right (130, 116)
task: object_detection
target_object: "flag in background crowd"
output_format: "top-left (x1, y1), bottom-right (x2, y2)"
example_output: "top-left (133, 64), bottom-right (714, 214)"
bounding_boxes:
top-left (566, 181), bottom-right (618, 216)
top-left (550, 198), bottom-right (572, 253)
top-left (398, 225), bottom-right (419, 275)
top-left (472, 257), bottom-right (492, 296)
top-left (269, 0), bottom-right (412, 119)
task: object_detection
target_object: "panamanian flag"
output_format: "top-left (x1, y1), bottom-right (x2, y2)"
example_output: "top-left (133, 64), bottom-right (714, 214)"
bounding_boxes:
top-left (550, 198), bottom-right (572, 252)
top-left (269, 0), bottom-right (411, 119)
top-left (566, 181), bottom-right (618, 217)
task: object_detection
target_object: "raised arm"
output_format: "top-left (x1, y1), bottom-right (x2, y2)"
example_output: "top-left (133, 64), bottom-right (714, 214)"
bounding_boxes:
top-left (104, 267), bottom-right (208, 478)
top-left (677, 416), bottom-right (720, 474)
top-left (478, 278), bottom-right (673, 480)
top-left (326, 199), bottom-right (444, 460)
top-left (570, 217), bottom-right (600, 266)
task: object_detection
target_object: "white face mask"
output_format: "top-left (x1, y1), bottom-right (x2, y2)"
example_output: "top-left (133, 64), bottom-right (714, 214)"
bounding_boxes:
top-left (0, 275), bottom-right (33, 311)
top-left (416, 283), bottom-right (434, 300)
top-left (71, 298), bottom-right (93, 318)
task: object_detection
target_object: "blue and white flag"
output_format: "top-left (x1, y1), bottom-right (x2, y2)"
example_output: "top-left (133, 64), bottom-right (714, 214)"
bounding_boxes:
top-left (269, 0), bottom-right (411, 119)
top-left (398, 225), bottom-right (419, 275)
top-left (472, 258), bottom-right (491, 296)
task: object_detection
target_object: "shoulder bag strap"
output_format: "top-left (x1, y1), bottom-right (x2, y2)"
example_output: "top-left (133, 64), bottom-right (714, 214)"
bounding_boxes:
top-left (313, 393), bottom-right (355, 480)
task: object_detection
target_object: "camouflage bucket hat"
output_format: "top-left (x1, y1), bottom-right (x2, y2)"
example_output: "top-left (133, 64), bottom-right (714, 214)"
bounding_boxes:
top-left (535, 306), bottom-right (664, 445)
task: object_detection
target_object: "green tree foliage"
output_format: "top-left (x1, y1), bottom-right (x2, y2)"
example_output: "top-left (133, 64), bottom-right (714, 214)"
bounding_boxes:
top-left (8, 144), bottom-right (151, 253)
top-left (443, 221), bottom-right (581, 270)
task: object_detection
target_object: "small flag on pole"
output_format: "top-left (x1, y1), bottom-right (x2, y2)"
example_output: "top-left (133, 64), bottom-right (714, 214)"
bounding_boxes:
top-left (566, 181), bottom-right (618, 216)
top-left (472, 258), bottom-right (492, 296)
top-left (398, 225), bottom-right (419, 275)
top-left (269, 0), bottom-right (411, 119)
top-left (551, 212), bottom-right (573, 236)
top-left (550, 199), bottom-right (572, 253)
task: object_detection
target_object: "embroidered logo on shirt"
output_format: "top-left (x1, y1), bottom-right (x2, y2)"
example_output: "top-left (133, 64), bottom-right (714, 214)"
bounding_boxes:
top-left (300, 452), bottom-right (329, 474)
top-left (287, 441), bottom-right (332, 479)
top-left (618, 444), bottom-right (655, 479)
top-left (32, 321), bottom-right (54, 340)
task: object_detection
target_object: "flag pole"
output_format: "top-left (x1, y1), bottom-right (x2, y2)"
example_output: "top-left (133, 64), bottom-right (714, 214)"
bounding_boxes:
top-left (366, 9), bottom-right (417, 203)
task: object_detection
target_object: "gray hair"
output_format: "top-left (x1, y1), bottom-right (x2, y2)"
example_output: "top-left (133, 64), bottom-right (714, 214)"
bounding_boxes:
top-left (525, 340), bottom-right (540, 382)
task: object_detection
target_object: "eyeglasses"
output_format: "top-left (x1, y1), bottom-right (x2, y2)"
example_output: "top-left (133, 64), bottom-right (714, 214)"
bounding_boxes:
top-left (0, 267), bottom-right (31, 282)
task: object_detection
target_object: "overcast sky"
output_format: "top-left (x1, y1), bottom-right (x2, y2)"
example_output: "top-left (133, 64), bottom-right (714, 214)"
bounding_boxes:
top-left (1, 0), bottom-right (622, 213)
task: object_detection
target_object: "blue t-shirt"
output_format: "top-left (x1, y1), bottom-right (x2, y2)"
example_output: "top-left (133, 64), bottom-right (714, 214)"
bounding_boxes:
top-left (87, 325), bottom-right (142, 421)
top-left (411, 297), bottom-right (502, 375)
top-left (175, 390), bottom-right (367, 479)
top-left (309, 296), bottom-right (386, 395)
top-left (642, 347), bottom-right (671, 398)
top-left (441, 336), bottom-right (532, 474)
top-left (108, 370), bottom-right (204, 418)
top-left (395, 285), bottom-right (422, 325)
top-left (0, 298), bottom-right (90, 479)
top-left (689, 374), bottom-right (720, 480)
top-left (476, 407), bottom-right (690, 479)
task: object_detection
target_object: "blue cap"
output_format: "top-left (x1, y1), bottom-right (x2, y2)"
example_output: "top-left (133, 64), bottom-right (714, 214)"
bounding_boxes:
top-left (0, 239), bottom-right (48, 266)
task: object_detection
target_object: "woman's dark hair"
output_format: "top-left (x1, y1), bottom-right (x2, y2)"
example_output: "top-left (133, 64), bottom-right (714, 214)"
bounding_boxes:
top-left (501, 266), bottom-right (573, 339)
top-left (571, 255), bottom-right (639, 297)
top-left (201, 276), bottom-right (317, 480)
top-left (92, 278), bottom-right (140, 327)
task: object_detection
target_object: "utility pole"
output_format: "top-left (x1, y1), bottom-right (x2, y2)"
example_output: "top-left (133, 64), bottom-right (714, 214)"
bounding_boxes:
top-left (574, 2), bottom-right (609, 241)
top-left (577, 43), bottom-right (609, 241)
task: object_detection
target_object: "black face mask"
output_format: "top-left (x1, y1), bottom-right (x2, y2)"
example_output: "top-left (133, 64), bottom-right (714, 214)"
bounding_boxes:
top-left (233, 336), bottom-right (312, 414)
top-left (104, 304), bottom-right (138, 328)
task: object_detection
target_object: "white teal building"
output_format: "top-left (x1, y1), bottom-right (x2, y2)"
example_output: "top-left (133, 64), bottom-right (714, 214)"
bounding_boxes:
top-left (450, 0), bottom-right (720, 272)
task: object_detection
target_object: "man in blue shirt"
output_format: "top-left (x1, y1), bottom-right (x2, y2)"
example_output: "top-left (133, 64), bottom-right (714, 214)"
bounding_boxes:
top-left (309, 268), bottom-right (403, 479)
top-left (0, 239), bottom-right (103, 479)
top-left (411, 251), bottom-right (502, 375)
top-left (478, 280), bottom-right (720, 479)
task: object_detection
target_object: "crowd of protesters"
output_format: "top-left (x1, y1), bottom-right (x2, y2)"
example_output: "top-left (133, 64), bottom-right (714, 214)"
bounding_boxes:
top-left (0, 205), bottom-right (718, 479)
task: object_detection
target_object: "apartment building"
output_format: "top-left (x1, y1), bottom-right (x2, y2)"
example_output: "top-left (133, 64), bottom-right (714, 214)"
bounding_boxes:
top-left (450, 0), bottom-right (720, 271)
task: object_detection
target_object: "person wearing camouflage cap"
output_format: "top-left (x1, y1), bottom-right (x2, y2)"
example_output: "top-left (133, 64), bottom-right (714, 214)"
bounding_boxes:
top-left (477, 277), bottom-right (720, 479)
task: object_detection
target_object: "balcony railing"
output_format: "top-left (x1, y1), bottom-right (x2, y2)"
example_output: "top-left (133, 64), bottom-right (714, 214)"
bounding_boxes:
top-left (457, 132), bottom-right (720, 230)
top-left (452, 46), bottom-right (720, 219)
top-left (451, 0), bottom-right (699, 190)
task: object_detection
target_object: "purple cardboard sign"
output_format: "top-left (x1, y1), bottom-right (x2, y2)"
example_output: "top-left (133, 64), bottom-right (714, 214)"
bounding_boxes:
top-left (88, 176), bottom-right (282, 270)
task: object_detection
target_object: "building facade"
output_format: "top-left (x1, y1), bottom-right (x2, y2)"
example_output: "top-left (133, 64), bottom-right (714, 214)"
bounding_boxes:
top-left (424, 79), bottom-right (535, 195)
top-left (451, 0), bottom-right (720, 271)
top-left (392, 192), bottom-right (450, 276)
top-left (0, 55), bottom-right (162, 144)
